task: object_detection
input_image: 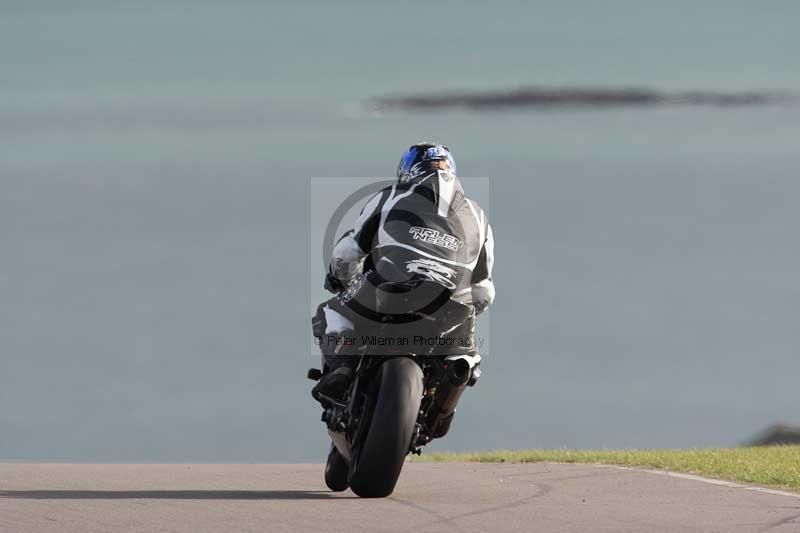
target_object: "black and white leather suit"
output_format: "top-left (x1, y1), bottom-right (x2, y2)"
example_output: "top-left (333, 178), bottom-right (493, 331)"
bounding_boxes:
top-left (312, 172), bottom-right (495, 372)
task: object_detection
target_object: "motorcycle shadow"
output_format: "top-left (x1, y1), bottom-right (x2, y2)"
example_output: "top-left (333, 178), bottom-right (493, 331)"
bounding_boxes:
top-left (0, 490), bottom-right (354, 500)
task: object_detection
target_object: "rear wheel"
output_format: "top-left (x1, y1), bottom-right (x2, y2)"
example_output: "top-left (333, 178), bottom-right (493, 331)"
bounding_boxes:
top-left (349, 357), bottom-right (423, 498)
top-left (324, 444), bottom-right (349, 492)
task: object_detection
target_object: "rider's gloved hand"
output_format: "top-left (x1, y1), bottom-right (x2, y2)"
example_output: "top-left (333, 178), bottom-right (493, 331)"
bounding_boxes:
top-left (324, 272), bottom-right (345, 294)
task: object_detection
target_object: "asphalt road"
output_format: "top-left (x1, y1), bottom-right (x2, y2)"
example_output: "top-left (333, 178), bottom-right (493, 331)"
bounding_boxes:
top-left (1, 462), bottom-right (798, 532)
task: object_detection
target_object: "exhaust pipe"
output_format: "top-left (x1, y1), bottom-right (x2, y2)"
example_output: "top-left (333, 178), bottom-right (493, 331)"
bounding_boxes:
top-left (430, 359), bottom-right (471, 438)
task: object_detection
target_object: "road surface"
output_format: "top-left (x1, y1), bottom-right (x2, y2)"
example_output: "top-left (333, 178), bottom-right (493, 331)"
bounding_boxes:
top-left (1, 462), bottom-right (798, 532)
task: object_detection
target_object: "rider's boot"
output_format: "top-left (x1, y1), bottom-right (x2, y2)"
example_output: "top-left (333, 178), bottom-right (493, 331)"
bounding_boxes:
top-left (311, 365), bottom-right (353, 403)
top-left (310, 332), bottom-right (357, 404)
top-left (311, 302), bottom-right (358, 404)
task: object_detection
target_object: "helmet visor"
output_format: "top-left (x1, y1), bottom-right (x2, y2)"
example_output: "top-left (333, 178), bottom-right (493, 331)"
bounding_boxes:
top-left (422, 159), bottom-right (451, 172)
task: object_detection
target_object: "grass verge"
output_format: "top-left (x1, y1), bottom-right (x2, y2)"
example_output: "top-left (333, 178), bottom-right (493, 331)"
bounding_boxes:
top-left (416, 446), bottom-right (800, 492)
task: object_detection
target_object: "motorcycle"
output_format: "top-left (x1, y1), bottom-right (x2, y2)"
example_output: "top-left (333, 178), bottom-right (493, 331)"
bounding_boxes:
top-left (307, 334), bottom-right (480, 498)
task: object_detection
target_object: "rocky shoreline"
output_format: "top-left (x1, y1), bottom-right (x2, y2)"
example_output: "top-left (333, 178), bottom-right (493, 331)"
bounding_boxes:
top-left (374, 87), bottom-right (797, 111)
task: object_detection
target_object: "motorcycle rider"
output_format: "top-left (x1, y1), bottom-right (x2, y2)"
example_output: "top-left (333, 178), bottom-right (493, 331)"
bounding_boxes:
top-left (311, 143), bottom-right (495, 414)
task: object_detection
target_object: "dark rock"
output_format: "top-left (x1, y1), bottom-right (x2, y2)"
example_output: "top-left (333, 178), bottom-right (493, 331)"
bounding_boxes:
top-left (747, 423), bottom-right (800, 446)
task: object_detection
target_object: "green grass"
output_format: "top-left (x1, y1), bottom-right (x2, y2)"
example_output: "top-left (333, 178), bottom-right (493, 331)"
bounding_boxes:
top-left (416, 446), bottom-right (800, 492)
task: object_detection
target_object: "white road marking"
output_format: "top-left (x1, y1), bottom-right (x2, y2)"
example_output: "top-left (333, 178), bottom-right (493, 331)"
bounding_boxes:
top-left (596, 464), bottom-right (800, 500)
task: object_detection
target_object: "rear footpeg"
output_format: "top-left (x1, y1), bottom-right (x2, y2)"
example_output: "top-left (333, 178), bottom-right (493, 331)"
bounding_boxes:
top-left (412, 424), bottom-right (431, 448)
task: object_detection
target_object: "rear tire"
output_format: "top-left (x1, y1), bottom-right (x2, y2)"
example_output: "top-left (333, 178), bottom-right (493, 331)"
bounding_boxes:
top-left (349, 357), bottom-right (423, 498)
top-left (324, 444), bottom-right (349, 492)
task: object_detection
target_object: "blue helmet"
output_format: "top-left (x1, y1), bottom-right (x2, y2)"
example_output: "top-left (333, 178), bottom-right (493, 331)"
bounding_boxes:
top-left (396, 142), bottom-right (457, 184)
